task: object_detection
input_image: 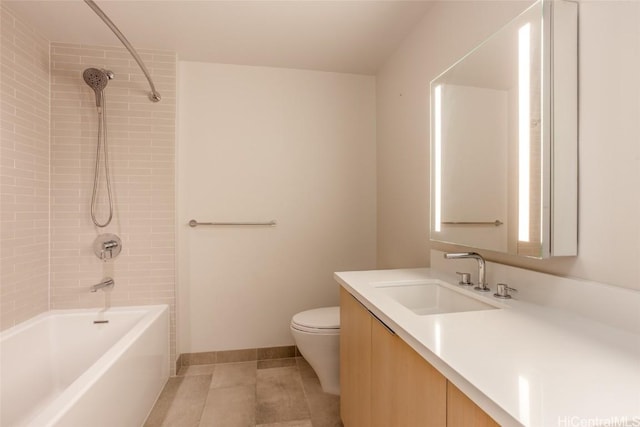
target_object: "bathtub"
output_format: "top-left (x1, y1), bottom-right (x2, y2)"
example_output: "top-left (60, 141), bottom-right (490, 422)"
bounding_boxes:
top-left (0, 305), bottom-right (169, 427)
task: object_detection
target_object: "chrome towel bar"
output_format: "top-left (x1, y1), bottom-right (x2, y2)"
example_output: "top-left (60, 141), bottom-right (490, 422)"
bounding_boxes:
top-left (442, 220), bottom-right (503, 226)
top-left (188, 219), bottom-right (277, 228)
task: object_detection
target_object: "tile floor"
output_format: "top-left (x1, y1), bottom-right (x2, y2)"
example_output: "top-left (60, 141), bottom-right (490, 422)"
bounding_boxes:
top-left (144, 357), bottom-right (343, 427)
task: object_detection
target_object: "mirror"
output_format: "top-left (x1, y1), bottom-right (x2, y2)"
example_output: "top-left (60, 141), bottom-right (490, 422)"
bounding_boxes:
top-left (430, 0), bottom-right (577, 258)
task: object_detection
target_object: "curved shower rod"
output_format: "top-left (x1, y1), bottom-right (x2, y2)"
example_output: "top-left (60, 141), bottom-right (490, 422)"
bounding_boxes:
top-left (84, 0), bottom-right (161, 103)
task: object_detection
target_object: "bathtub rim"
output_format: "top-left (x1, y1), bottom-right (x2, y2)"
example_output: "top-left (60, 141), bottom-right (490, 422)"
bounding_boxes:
top-left (1, 304), bottom-right (169, 427)
top-left (0, 304), bottom-right (167, 341)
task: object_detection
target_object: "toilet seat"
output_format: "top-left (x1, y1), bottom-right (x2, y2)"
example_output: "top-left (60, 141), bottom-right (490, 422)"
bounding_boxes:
top-left (291, 307), bottom-right (339, 334)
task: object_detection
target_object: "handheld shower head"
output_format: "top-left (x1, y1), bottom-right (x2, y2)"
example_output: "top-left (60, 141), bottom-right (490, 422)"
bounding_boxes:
top-left (83, 68), bottom-right (110, 108)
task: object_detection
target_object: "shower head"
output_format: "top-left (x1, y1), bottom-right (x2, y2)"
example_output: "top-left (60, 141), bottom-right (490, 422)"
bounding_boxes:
top-left (83, 68), bottom-right (110, 108)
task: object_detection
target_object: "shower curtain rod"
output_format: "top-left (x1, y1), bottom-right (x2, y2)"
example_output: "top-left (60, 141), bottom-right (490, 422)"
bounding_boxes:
top-left (84, 0), bottom-right (161, 103)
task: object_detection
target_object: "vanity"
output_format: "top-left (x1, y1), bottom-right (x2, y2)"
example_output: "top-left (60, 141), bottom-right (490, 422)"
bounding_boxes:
top-left (335, 258), bottom-right (640, 426)
top-left (335, 1), bottom-right (640, 424)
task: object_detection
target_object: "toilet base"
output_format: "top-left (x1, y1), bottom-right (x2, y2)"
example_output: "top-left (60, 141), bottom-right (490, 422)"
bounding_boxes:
top-left (290, 326), bottom-right (340, 395)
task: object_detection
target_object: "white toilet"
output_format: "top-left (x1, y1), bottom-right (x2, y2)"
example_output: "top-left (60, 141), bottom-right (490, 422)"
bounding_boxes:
top-left (290, 306), bottom-right (340, 395)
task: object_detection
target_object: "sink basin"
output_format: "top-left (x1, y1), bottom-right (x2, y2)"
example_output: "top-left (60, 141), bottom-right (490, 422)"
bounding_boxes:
top-left (374, 282), bottom-right (498, 315)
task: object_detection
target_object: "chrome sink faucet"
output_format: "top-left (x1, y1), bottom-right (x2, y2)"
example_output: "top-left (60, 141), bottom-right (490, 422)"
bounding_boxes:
top-left (444, 252), bottom-right (490, 292)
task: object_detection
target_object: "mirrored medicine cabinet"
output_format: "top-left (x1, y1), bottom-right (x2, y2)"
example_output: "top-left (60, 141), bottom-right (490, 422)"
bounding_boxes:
top-left (430, 0), bottom-right (578, 259)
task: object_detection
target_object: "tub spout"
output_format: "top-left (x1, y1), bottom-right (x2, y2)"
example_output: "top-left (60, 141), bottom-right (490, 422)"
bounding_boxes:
top-left (91, 277), bottom-right (114, 292)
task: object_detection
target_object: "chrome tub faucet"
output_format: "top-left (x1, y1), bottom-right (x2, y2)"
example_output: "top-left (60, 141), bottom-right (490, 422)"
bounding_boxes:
top-left (90, 277), bottom-right (114, 293)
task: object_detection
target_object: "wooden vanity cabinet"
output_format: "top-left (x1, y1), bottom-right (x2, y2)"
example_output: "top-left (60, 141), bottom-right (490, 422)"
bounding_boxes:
top-left (393, 333), bottom-right (446, 426)
top-left (340, 288), bottom-right (446, 427)
top-left (447, 382), bottom-right (500, 427)
top-left (375, 317), bottom-right (447, 427)
top-left (340, 287), bottom-right (372, 426)
top-left (370, 315), bottom-right (395, 427)
top-left (340, 287), bottom-right (498, 427)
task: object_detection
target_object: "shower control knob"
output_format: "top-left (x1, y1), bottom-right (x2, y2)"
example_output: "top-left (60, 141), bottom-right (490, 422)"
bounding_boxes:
top-left (93, 233), bottom-right (122, 261)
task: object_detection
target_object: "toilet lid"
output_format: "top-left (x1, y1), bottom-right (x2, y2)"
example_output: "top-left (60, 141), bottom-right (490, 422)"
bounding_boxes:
top-left (292, 307), bottom-right (340, 330)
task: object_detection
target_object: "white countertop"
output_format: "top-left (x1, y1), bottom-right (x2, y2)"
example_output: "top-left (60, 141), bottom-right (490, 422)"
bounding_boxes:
top-left (335, 268), bottom-right (640, 427)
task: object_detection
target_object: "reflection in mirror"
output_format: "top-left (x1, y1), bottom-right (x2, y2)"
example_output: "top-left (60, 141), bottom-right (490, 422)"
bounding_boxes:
top-left (430, 0), bottom-right (577, 258)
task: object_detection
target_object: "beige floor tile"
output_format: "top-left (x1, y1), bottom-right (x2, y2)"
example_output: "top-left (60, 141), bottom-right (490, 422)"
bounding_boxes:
top-left (178, 364), bottom-right (216, 377)
top-left (217, 348), bottom-right (258, 363)
top-left (295, 358), bottom-right (316, 380)
top-left (257, 345), bottom-right (296, 360)
top-left (256, 366), bottom-right (310, 424)
top-left (210, 361), bottom-right (257, 389)
top-left (297, 358), bottom-right (342, 427)
top-left (309, 415), bottom-right (343, 427)
top-left (199, 384), bottom-right (256, 427)
top-left (305, 390), bottom-right (340, 425)
top-left (146, 356), bottom-right (342, 427)
top-left (255, 420), bottom-right (313, 427)
top-left (144, 375), bottom-right (212, 427)
top-left (184, 351), bottom-right (217, 365)
top-left (258, 358), bottom-right (297, 370)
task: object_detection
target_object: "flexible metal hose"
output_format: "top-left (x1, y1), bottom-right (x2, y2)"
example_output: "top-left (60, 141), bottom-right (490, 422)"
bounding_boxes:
top-left (90, 94), bottom-right (113, 227)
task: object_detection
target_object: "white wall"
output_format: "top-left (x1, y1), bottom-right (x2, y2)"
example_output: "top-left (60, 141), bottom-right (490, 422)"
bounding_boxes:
top-left (376, 1), bottom-right (527, 270)
top-left (178, 62), bottom-right (377, 353)
top-left (377, 1), bottom-right (640, 291)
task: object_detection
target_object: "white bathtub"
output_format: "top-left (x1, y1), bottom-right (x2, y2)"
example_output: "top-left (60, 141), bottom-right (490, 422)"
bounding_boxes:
top-left (0, 305), bottom-right (169, 427)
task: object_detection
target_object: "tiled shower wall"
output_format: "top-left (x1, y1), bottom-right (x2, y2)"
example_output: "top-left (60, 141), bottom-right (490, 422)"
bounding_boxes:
top-left (2, 5), bottom-right (177, 368)
top-left (0, 5), bottom-right (50, 330)
top-left (49, 43), bottom-right (177, 366)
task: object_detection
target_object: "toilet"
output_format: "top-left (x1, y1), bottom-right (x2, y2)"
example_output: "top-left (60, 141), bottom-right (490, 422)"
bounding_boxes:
top-left (290, 306), bottom-right (340, 395)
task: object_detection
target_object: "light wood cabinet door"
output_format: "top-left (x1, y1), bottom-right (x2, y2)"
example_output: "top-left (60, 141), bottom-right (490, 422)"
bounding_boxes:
top-left (393, 337), bottom-right (447, 427)
top-left (371, 310), bottom-right (447, 427)
top-left (371, 315), bottom-right (396, 427)
top-left (341, 287), bottom-right (494, 427)
top-left (447, 382), bottom-right (499, 427)
top-left (340, 287), bottom-right (371, 427)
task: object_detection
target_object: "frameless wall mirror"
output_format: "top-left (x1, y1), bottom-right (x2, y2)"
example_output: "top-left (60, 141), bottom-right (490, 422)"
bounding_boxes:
top-left (430, 0), bottom-right (578, 259)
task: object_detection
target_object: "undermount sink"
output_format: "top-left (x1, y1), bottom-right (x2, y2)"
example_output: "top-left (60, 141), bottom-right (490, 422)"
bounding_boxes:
top-left (374, 282), bottom-right (499, 315)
